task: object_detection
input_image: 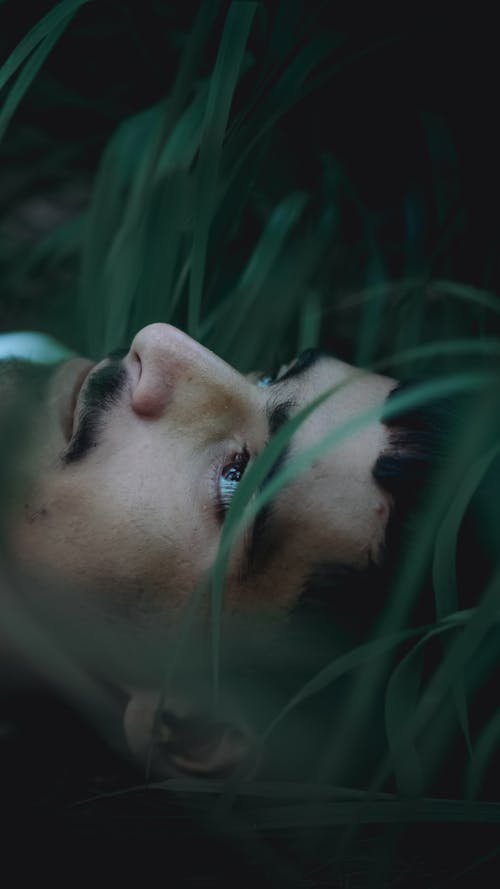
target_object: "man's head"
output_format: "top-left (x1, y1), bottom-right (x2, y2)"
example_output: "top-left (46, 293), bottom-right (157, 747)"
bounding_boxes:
top-left (3, 323), bottom-right (402, 620)
top-left (1, 322), bottom-right (456, 777)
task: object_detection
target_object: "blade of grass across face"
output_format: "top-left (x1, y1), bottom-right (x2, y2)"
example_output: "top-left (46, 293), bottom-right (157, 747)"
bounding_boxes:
top-left (0, 0), bottom-right (91, 144)
top-left (188, 2), bottom-right (257, 340)
top-left (210, 381), bottom-right (342, 701)
top-left (211, 371), bottom-right (494, 706)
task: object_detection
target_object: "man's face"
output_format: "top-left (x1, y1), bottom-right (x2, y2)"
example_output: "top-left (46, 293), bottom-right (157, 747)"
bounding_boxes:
top-left (7, 323), bottom-right (396, 621)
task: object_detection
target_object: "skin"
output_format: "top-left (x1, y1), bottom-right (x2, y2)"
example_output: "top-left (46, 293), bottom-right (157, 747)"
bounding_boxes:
top-left (7, 323), bottom-right (396, 621)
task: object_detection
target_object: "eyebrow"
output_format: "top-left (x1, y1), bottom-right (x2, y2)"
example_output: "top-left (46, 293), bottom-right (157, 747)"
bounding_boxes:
top-left (271, 347), bottom-right (326, 384)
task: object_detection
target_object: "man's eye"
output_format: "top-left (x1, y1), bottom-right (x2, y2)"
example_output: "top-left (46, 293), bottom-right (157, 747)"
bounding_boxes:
top-left (217, 447), bottom-right (250, 517)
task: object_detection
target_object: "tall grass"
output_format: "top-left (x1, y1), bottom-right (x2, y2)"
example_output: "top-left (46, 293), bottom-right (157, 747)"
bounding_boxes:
top-left (2, 1), bottom-right (500, 884)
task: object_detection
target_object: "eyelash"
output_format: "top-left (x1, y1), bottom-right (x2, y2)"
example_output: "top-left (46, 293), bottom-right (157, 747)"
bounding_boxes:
top-left (215, 446), bottom-right (251, 520)
top-left (257, 359), bottom-right (295, 388)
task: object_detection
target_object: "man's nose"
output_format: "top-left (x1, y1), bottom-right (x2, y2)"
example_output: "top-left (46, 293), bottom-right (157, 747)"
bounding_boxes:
top-left (128, 323), bottom-right (245, 418)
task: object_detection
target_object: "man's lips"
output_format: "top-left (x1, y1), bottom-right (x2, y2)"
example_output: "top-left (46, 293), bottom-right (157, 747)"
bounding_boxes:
top-left (58, 358), bottom-right (95, 441)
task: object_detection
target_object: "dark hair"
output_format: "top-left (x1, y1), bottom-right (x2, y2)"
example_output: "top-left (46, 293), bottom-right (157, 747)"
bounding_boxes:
top-left (295, 381), bottom-right (461, 641)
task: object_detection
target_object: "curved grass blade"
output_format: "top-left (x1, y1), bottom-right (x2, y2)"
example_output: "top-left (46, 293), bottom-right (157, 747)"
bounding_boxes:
top-left (466, 709), bottom-right (500, 800)
top-left (372, 337), bottom-right (500, 374)
top-left (188, 2), bottom-right (257, 339)
top-left (0, 1), bottom-right (90, 144)
top-left (211, 380), bottom-right (342, 700)
top-left (297, 289), bottom-right (322, 353)
top-left (376, 565), bottom-right (500, 808)
top-left (384, 613), bottom-right (481, 798)
top-left (432, 443), bottom-right (500, 756)
top-left (411, 564), bottom-right (500, 746)
top-left (263, 625), bottom-right (426, 743)
top-left (209, 190), bottom-right (308, 357)
top-left (223, 33), bottom-right (340, 191)
top-left (80, 2), bottom-right (220, 356)
top-left (0, 0), bottom-right (89, 93)
top-left (244, 798), bottom-right (500, 829)
top-left (432, 280), bottom-right (500, 315)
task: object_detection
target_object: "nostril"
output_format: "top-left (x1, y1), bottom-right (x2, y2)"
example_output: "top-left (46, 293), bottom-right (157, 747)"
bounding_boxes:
top-left (132, 349), bottom-right (142, 381)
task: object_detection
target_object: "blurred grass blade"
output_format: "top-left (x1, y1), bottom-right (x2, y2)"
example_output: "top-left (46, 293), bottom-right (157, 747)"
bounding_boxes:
top-left (211, 191), bottom-right (308, 357)
top-left (384, 616), bottom-right (475, 798)
top-left (433, 443), bottom-right (500, 620)
top-left (263, 626), bottom-right (425, 742)
top-left (297, 290), bottom-right (322, 353)
top-left (467, 710), bottom-right (500, 799)
top-left (155, 81), bottom-right (209, 176)
top-left (188, 2), bottom-right (257, 338)
top-left (211, 381), bottom-right (347, 700)
top-left (224, 34), bottom-right (339, 189)
top-left (400, 564), bottom-right (500, 772)
top-left (384, 646), bottom-right (424, 798)
top-left (0, 0), bottom-right (90, 143)
top-left (373, 337), bottom-right (500, 374)
top-left (80, 2), bottom-right (220, 356)
top-left (0, 0), bottom-right (89, 92)
top-left (432, 441), bottom-right (500, 758)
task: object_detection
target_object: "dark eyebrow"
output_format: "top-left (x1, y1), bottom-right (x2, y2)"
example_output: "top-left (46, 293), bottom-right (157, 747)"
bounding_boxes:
top-left (270, 347), bottom-right (327, 384)
top-left (244, 398), bottom-right (295, 575)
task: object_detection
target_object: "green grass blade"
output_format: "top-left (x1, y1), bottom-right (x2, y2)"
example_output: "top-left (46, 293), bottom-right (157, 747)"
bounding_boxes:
top-left (432, 441), bottom-right (500, 759)
top-left (297, 289), bottom-right (322, 353)
top-left (373, 337), bottom-right (500, 375)
top-left (384, 613), bottom-right (479, 798)
top-left (263, 625), bottom-right (425, 743)
top-left (395, 564), bottom-right (500, 787)
top-left (0, 0), bottom-right (90, 93)
top-left (223, 34), bottom-right (339, 190)
top-left (467, 710), bottom-right (500, 799)
top-left (188, 2), bottom-right (257, 339)
top-left (0, 3), bottom-right (89, 144)
top-left (209, 190), bottom-right (308, 358)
